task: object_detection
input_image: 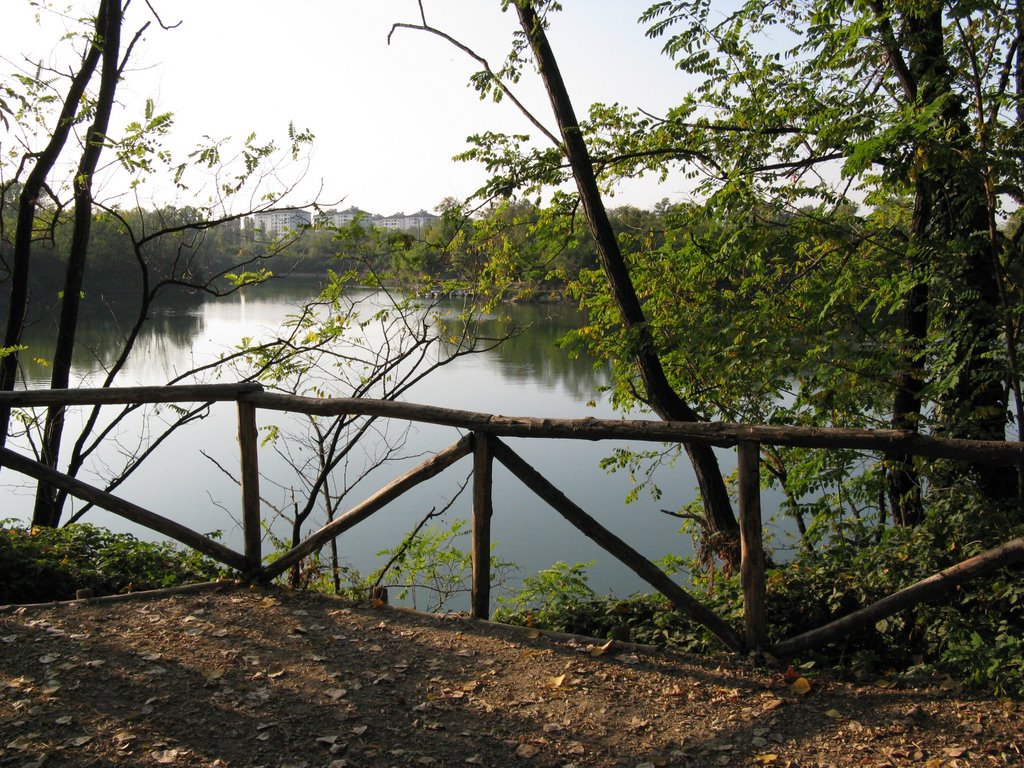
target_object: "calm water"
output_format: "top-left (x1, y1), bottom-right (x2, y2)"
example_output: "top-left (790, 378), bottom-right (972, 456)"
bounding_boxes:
top-left (5, 280), bottom-right (776, 607)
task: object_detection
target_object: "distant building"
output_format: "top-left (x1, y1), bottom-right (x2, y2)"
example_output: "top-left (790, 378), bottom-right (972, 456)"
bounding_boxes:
top-left (250, 208), bottom-right (311, 238)
top-left (369, 209), bottom-right (439, 233)
top-left (315, 206), bottom-right (367, 228)
top-left (253, 205), bottom-right (438, 237)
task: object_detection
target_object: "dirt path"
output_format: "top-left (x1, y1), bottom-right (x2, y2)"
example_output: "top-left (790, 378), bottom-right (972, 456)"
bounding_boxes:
top-left (1, 585), bottom-right (1021, 767)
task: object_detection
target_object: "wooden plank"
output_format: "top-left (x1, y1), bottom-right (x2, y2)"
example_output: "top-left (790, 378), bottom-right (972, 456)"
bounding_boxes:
top-left (0, 446), bottom-right (248, 571)
top-left (772, 536), bottom-right (1024, 657)
top-left (263, 434), bottom-right (475, 581)
top-left (237, 400), bottom-right (262, 577)
top-left (738, 441), bottom-right (766, 652)
top-left (3, 383), bottom-right (1020, 463)
top-left (0, 382), bottom-right (263, 408)
top-left (242, 390), bottom-right (1024, 463)
top-left (489, 437), bottom-right (745, 653)
top-left (471, 432), bottom-right (494, 619)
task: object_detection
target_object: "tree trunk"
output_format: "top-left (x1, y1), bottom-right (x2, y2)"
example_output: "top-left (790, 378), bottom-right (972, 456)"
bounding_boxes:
top-left (33, 0), bottom-right (123, 527)
top-left (514, 4), bottom-right (739, 561)
top-left (875, 2), bottom-right (1012, 507)
top-left (0, 22), bottom-right (103, 454)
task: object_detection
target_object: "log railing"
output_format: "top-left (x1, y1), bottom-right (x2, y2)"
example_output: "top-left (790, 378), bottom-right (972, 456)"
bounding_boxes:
top-left (2, 382), bottom-right (1023, 656)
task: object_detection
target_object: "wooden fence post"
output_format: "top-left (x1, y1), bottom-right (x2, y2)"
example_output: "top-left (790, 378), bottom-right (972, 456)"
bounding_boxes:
top-left (471, 431), bottom-right (494, 619)
top-left (738, 440), bottom-right (766, 652)
top-left (238, 400), bottom-right (262, 579)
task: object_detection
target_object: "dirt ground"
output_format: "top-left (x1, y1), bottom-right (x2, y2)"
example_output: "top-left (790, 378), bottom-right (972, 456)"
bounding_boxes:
top-left (1, 583), bottom-right (1021, 768)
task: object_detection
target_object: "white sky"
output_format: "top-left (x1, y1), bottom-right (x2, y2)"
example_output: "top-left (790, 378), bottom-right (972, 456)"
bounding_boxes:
top-left (2, 1), bottom-right (699, 216)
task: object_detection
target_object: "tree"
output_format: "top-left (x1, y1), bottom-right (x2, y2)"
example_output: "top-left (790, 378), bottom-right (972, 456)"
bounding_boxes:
top-left (433, 0), bottom-right (1023, 536)
top-left (620, 0), bottom-right (1023, 515)
top-left (393, 0), bottom-right (743, 566)
top-left (1, 2), bottom-right (318, 527)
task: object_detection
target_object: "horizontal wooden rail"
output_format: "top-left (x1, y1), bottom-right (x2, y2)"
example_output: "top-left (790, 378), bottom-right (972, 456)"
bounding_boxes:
top-left (240, 391), bottom-right (1024, 463)
top-left (0, 382), bottom-right (264, 407)
top-left (4, 385), bottom-right (1021, 463)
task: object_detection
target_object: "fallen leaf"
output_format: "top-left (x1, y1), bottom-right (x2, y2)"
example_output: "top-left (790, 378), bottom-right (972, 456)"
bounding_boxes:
top-left (824, 708), bottom-right (843, 719)
top-left (591, 638), bottom-right (616, 657)
top-left (789, 677), bottom-right (811, 695)
top-left (152, 748), bottom-right (182, 763)
top-left (65, 735), bottom-right (93, 747)
top-left (352, 725), bottom-right (368, 736)
top-left (515, 743), bottom-right (539, 759)
top-left (548, 674), bottom-right (567, 688)
top-left (754, 754), bottom-right (779, 765)
top-left (326, 688), bottom-right (348, 701)
top-left (38, 654), bottom-right (60, 664)
top-left (202, 667), bottom-right (226, 682)
top-left (6, 736), bottom-right (36, 750)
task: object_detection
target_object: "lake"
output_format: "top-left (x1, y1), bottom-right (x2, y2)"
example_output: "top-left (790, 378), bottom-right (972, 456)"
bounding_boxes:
top-left (5, 279), bottom-right (783, 609)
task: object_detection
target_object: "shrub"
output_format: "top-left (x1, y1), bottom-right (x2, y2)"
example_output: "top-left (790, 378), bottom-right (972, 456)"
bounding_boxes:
top-left (0, 520), bottom-right (224, 604)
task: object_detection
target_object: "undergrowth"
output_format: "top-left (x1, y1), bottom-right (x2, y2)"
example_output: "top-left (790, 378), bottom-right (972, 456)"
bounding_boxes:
top-left (492, 490), bottom-right (1024, 698)
top-left (0, 520), bottom-right (223, 604)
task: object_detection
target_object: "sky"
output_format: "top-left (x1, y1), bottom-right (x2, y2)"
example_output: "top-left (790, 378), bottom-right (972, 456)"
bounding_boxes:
top-left (1, 1), bottom-right (699, 217)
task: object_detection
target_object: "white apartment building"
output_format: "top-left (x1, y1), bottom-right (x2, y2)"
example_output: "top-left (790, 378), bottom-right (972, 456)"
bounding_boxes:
top-left (250, 208), bottom-right (312, 238)
top-left (316, 206), bottom-right (367, 228)
top-left (370, 210), bottom-right (439, 233)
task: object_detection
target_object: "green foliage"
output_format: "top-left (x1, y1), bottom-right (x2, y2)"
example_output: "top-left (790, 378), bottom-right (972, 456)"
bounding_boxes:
top-left (493, 560), bottom-right (596, 630)
top-left (372, 519), bottom-right (516, 613)
top-left (0, 521), bottom-right (223, 604)
top-left (493, 482), bottom-right (1024, 696)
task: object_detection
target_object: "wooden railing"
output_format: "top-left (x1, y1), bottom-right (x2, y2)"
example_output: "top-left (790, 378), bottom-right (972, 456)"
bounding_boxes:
top-left (2, 383), bottom-right (1023, 656)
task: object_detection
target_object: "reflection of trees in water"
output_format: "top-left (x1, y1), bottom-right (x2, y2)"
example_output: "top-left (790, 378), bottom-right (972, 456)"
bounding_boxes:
top-left (9, 280), bottom-right (608, 398)
top-left (12, 292), bottom-right (205, 380)
top-left (439, 300), bottom-right (609, 402)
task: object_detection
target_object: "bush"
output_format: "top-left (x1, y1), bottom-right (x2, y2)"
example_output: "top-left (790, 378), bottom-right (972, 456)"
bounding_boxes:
top-left (0, 520), bottom-right (224, 604)
top-left (492, 486), bottom-right (1024, 697)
